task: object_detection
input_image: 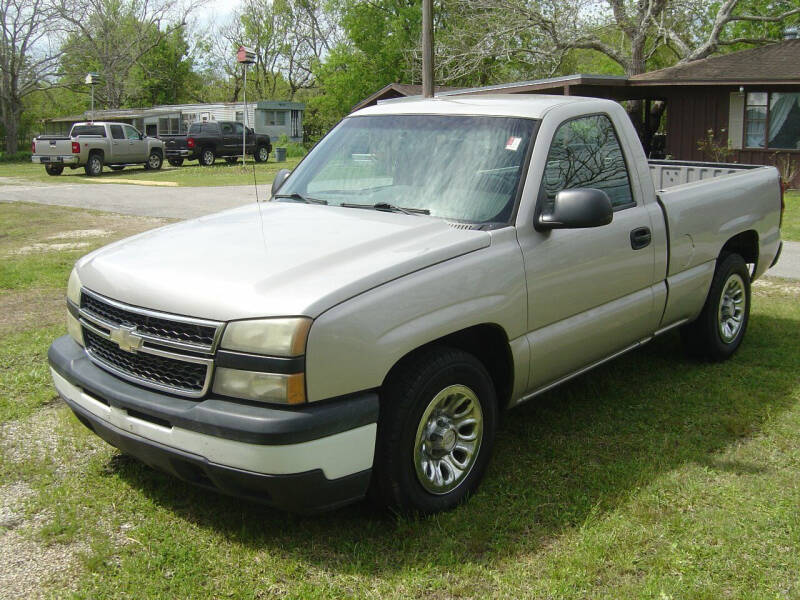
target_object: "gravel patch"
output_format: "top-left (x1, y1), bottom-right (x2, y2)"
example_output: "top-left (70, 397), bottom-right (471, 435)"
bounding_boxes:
top-left (47, 229), bottom-right (111, 240)
top-left (11, 242), bottom-right (91, 255)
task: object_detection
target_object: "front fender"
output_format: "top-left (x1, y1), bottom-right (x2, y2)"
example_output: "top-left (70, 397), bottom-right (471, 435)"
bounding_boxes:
top-left (304, 228), bottom-right (527, 402)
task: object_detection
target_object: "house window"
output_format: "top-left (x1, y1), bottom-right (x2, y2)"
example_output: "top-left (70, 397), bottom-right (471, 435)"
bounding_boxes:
top-left (264, 110), bottom-right (287, 126)
top-left (745, 92), bottom-right (800, 150)
top-left (235, 111), bottom-right (244, 123)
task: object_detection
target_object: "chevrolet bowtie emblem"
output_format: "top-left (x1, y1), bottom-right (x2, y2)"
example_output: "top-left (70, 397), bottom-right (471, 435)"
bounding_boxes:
top-left (109, 325), bottom-right (144, 353)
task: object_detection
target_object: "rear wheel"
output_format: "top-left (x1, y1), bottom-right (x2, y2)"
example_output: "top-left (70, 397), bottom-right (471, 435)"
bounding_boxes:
top-left (254, 145), bottom-right (269, 163)
top-left (84, 154), bottom-right (103, 177)
top-left (681, 253), bottom-right (751, 361)
top-left (199, 148), bottom-right (215, 166)
top-left (167, 158), bottom-right (184, 167)
top-left (45, 164), bottom-right (63, 176)
top-left (371, 346), bottom-right (497, 514)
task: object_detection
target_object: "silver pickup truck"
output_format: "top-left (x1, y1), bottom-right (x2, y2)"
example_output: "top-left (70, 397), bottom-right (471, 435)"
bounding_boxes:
top-left (32, 122), bottom-right (165, 176)
top-left (48, 96), bottom-right (783, 514)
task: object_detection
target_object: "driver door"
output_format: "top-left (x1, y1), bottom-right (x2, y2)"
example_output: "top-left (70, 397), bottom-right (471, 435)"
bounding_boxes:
top-left (519, 114), bottom-right (661, 391)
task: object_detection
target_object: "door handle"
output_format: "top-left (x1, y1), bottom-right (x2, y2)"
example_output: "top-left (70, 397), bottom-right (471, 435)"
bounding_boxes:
top-left (630, 227), bottom-right (651, 250)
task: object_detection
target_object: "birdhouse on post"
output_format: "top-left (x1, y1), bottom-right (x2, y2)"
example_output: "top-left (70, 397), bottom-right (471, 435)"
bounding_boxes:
top-left (237, 46), bottom-right (256, 64)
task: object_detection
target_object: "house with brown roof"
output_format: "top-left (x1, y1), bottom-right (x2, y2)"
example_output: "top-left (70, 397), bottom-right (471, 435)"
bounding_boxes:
top-left (357, 35), bottom-right (800, 186)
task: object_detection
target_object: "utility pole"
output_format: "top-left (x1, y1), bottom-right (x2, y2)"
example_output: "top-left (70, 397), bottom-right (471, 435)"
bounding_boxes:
top-left (237, 46), bottom-right (256, 163)
top-left (422, 0), bottom-right (434, 98)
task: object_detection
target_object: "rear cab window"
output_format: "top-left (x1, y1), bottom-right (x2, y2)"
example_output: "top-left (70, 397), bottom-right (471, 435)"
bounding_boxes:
top-left (71, 125), bottom-right (106, 137)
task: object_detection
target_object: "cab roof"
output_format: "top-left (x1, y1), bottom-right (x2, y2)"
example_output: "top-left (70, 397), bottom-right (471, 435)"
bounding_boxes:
top-left (351, 93), bottom-right (606, 120)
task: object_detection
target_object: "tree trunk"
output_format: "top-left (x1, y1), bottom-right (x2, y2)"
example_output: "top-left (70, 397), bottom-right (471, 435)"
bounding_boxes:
top-left (4, 102), bottom-right (21, 154)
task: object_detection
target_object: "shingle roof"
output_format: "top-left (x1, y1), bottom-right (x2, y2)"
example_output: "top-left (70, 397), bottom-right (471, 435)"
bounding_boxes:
top-left (351, 83), bottom-right (461, 112)
top-left (631, 39), bottom-right (800, 83)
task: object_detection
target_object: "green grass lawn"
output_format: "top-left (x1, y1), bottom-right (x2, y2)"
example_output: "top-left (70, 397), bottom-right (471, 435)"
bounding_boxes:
top-left (783, 190), bottom-right (799, 242)
top-left (1, 202), bottom-right (799, 599)
top-left (0, 157), bottom-right (303, 187)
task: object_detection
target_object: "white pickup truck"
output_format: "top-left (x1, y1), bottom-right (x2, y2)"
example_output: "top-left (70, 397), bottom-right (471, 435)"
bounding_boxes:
top-left (48, 95), bottom-right (783, 514)
top-left (32, 122), bottom-right (165, 176)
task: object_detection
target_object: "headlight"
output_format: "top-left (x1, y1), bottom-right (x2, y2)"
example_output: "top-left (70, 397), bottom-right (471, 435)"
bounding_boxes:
top-left (220, 317), bottom-right (311, 357)
top-left (67, 267), bottom-right (81, 305)
top-left (66, 268), bottom-right (83, 346)
top-left (212, 369), bottom-right (305, 404)
top-left (66, 310), bottom-right (84, 347)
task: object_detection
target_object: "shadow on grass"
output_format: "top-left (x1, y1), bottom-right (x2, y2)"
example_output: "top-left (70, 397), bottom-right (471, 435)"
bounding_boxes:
top-left (106, 311), bottom-right (800, 574)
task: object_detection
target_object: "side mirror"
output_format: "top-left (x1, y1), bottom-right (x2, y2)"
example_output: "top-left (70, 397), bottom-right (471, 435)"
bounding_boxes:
top-left (271, 168), bottom-right (291, 195)
top-left (537, 188), bottom-right (613, 230)
top-left (139, 133), bottom-right (144, 140)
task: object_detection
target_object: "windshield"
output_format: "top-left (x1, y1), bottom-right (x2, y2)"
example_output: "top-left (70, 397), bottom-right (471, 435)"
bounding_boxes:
top-left (276, 114), bottom-right (538, 224)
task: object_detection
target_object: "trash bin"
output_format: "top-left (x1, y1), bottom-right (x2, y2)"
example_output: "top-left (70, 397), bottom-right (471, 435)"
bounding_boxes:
top-left (275, 147), bottom-right (287, 162)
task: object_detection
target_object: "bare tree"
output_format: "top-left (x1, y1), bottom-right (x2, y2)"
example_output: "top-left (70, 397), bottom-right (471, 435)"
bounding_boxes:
top-left (0, 0), bottom-right (62, 152)
top-left (54, 0), bottom-right (203, 108)
top-left (443, 0), bottom-right (800, 81)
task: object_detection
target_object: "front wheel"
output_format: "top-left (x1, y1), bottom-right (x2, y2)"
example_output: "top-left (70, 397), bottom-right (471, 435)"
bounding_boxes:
top-left (144, 151), bottom-right (162, 170)
top-left (199, 148), bottom-right (215, 166)
top-left (681, 253), bottom-right (751, 361)
top-left (45, 164), bottom-right (63, 176)
top-left (254, 145), bottom-right (269, 163)
top-left (371, 346), bottom-right (497, 514)
top-left (167, 158), bottom-right (184, 167)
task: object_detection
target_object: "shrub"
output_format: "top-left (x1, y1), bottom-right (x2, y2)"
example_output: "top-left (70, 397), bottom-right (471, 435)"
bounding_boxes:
top-left (276, 134), bottom-right (307, 158)
top-left (0, 150), bottom-right (32, 163)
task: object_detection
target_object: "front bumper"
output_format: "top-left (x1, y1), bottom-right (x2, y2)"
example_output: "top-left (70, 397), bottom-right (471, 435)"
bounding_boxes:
top-left (32, 155), bottom-right (79, 165)
top-left (49, 335), bottom-right (378, 513)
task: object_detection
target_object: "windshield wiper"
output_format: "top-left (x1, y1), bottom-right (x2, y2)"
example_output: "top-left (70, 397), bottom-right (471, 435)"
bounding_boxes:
top-left (340, 202), bottom-right (430, 215)
top-left (273, 192), bottom-right (327, 205)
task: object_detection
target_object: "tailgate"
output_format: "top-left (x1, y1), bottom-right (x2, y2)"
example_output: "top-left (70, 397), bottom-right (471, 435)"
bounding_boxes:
top-left (34, 139), bottom-right (73, 158)
top-left (162, 136), bottom-right (188, 151)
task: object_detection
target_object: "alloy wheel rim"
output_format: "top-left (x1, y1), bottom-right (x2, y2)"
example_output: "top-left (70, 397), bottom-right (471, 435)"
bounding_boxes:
top-left (413, 384), bottom-right (483, 495)
top-left (717, 273), bottom-right (746, 343)
top-left (259, 147), bottom-right (268, 161)
top-left (149, 154), bottom-right (159, 168)
top-left (204, 151), bottom-right (213, 164)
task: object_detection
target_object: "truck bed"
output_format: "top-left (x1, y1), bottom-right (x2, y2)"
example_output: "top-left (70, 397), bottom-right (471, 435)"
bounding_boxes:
top-left (648, 159), bottom-right (765, 190)
top-left (650, 159), bottom-right (781, 285)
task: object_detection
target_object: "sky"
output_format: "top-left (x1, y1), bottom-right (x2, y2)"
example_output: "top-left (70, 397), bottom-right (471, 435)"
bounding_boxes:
top-left (197, 0), bottom-right (241, 27)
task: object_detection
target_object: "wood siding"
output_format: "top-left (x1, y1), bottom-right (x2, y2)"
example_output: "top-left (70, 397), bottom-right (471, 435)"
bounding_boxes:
top-left (663, 86), bottom-right (800, 187)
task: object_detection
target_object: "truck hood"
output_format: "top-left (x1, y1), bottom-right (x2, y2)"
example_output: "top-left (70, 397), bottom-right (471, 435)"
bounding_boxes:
top-left (77, 202), bottom-right (491, 321)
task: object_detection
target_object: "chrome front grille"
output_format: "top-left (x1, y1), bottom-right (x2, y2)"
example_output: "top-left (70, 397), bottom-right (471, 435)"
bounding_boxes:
top-left (77, 289), bottom-right (222, 398)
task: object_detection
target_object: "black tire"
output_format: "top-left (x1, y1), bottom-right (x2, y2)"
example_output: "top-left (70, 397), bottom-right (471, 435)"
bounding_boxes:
top-left (254, 145), bottom-right (269, 163)
top-left (144, 151), bottom-right (162, 171)
top-left (371, 346), bottom-right (497, 514)
top-left (45, 164), bottom-right (63, 176)
top-left (225, 156), bottom-right (239, 164)
top-left (84, 153), bottom-right (103, 176)
top-left (681, 253), bottom-right (751, 361)
top-left (199, 148), bottom-right (215, 166)
top-left (167, 158), bottom-right (184, 167)
top-left (110, 165), bottom-right (125, 171)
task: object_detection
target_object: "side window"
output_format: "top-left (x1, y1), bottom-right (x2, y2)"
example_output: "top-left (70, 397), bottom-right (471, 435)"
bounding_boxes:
top-left (221, 123), bottom-right (233, 134)
top-left (124, 126), bottom-right (140, 140)
top-left (110, 125), bottom-right (124, 140)
top-left (233, 122), bottom-right (244, 135)
top-left (541, 114), bottom-right (634, 211)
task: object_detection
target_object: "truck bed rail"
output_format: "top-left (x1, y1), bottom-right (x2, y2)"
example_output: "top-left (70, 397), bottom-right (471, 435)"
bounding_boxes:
top-left (648, 159), bottom-right (765, 191)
